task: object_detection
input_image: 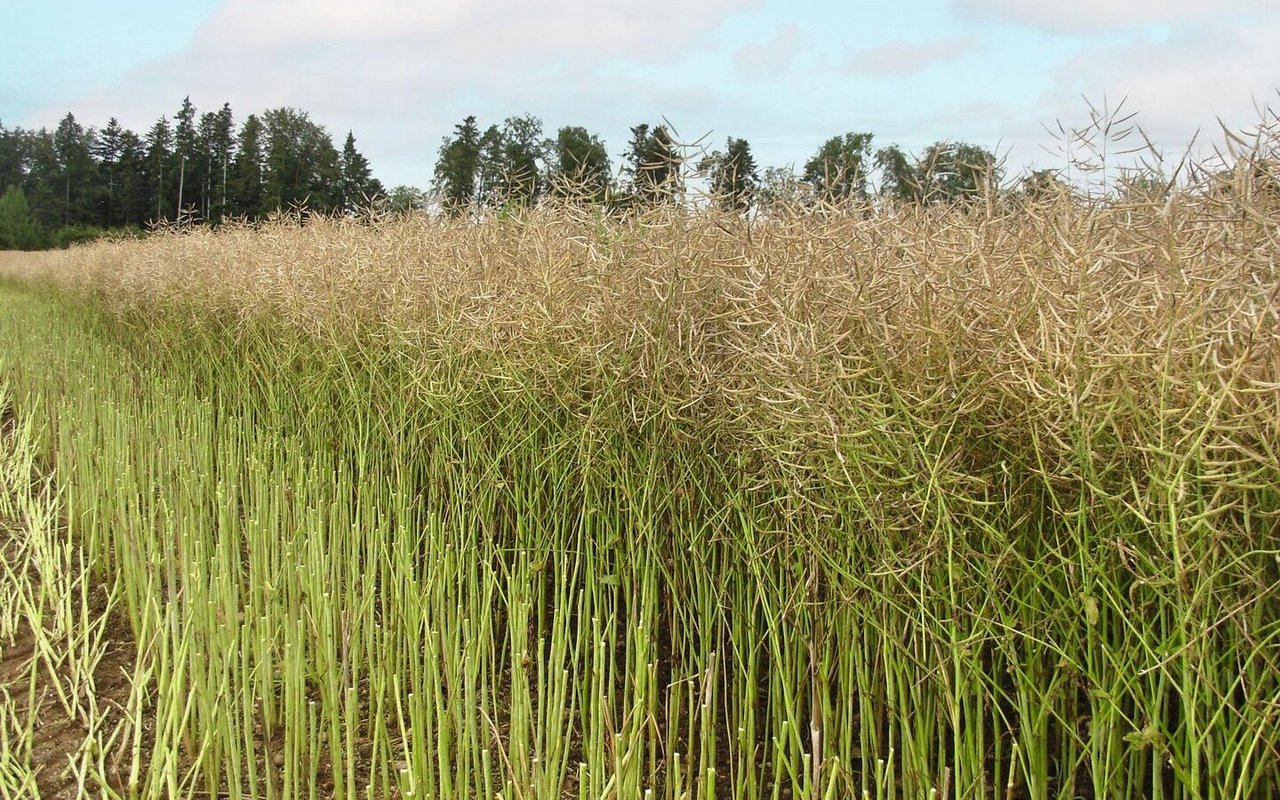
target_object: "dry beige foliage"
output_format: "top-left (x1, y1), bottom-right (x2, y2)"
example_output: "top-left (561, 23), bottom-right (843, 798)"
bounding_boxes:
top-left (4, 172), bottom-right (1278, 512)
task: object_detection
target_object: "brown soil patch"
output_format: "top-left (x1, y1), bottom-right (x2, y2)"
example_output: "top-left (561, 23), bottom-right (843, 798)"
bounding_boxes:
top-left (0, 400), bottom-right (142, 798)
top-left (0, 584), bottom-right (139, 798)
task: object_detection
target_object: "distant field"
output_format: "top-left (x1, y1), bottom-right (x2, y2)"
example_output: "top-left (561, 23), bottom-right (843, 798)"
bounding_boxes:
top-left (0, 177), bottom-right (1277, 798)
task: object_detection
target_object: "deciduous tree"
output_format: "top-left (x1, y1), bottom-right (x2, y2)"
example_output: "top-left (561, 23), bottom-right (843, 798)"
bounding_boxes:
top-left (261, 107), bottom-right (341, 213)
top-left (385, 185), bottom-right (426, 214)
top-left (549, 125), bottom-right (611, 202)
top-left (916, 141), bottom-right (1000, 202)
top-left (874, 144), bottom-right (920, 203)
top-left (756, 166), bottom-right (809, 212)
top-left (803, 131), bottom-right (874, 204)
top-left (497, 114), bottom-right (545, 206)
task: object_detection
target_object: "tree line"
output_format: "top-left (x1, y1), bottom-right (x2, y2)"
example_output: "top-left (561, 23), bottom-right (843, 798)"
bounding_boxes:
top-left (0, 97), bottom-right (384, 249)
top-left (425, 114), bottom-right (1004, 216)
top-left (0, 99), bottom-right (1013, 249)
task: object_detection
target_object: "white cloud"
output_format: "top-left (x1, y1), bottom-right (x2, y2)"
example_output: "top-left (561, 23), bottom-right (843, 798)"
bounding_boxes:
top-left (1035, 21), bottom-right (1280, 154)
top-left (732, 24), bottom-right (804, 78)
top-left (845, 36), bottom-right (982, 75)
top-left (35, 0), bottom-right (1277, 190)
top-left (952, 0), bottom-right (1276, 33)
top-left (194, 0), bottom-right (762, 65)
top-left (32, 0), bottom-right (760, 185)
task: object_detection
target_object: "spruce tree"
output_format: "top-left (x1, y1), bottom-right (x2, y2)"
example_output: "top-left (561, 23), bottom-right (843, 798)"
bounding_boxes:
top-left (0, 121), bottom-right (27, 195)
top-left (230, 114), bottom-right (264, 218)
top-left (339, 131), bottom-right (383, 213)
top-left (22, 129), bottom-right (63, 229)
top-left (701, 136), bottom-right (758, 213)
top-left (434, 116), bottom-right (481, 215)
top-left (53, 113), bottom-right (97, 226)
top-left (94, 118), bottom-right (125, 227)
top-left (115, 129), bottom-right (148, 227)
top-left (144, 117), bottom-right (174, 222)
top-left (625, 124), bottom-right (681, 206)
top-left (208, 104), bottom-right (236, 222)
top-left (172, 97), bottom-right (204, 218)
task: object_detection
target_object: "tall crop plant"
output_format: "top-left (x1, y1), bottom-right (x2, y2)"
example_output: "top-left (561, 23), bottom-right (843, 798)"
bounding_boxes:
top-left (0, 137), bottom-right (1277, 799)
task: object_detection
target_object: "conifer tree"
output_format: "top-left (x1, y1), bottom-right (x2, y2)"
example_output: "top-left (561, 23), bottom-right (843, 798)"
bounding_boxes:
top-left (53, 113), bottom-right (97, 226)
top-left (339, 131), bottom-right (383, 213)
top-left (173, 97), bottom-right (200, 217)
top-left (0, 186), bottom-right (44, 249)
top-left (434, 115), bottom-right (481, 215)
top-left (230, 114), bottom-right (265, 218)
top-left (144, 116), bottom-right (174, 222)
top-left (701, 136), bottom-right (759, 213)
top-left (94, 118), bottom-right (126, 227)
top-left (626, 123), bottom-right (681, 206)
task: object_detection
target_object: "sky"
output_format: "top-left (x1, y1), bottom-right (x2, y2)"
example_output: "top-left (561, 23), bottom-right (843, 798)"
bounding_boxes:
top-left (2, 0), bottom-right (1278, 189)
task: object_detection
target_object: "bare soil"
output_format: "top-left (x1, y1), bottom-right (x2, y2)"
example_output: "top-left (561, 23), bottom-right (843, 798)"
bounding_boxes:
top-left (0, 401), bottom-right (141, 798)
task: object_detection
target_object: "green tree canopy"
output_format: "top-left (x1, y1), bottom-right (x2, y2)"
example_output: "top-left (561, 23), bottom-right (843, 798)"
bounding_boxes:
top-left (0, 121), bottom-right (25, 192)
top-left (625, 124), bottom-right (682, 206)
top-left (208, 103), bottom-right (236, 222)
top-left (803, 131), bottom-right (874, 204)
top-left (477, 124), bottom-right (505, 207)
top-left (339, 131), bottom-right (384, 213)
top-left (550, 126), bottom-right (611, 202)
top-left (261, 108), bottom-right (341, 214)
top-left (0, 185), bottom-right (44, 249)
top-left (1017, 168), bottom-right (1069, 202)
top-left (874, 144), bottom-right (921, 203)
top-left (385, 185), bottom-right (426, 214)
top-left (916, 141), bottom-right (1001, 202)
top-left (700, 136), bottom-right (759, 213)
top-left (173, 97), bottom-right (201, 217)
top-left (0, 99), bottom-right (380, 233)
top-left (434, 115), bottom-right (482, 215)
top-left (53, 113), bottom-right (98, 226)
top-left (22, 128), bottom-right (62, 229)
top-left (94, 118), bottom-right (126, 227)
top-left (114, 128), bottom-right (148, 227)
top-left (755, 166), bottom-right (809, 212)
top-left (473, 115), bottom-right (546, 208)
top-left (230, 114), bottom-right (265, 218)
top-left (144, 116), bottom-right (175, 222)
top-left (195, 104), bottom-right (237, 222)
top-left (497, 114), bottom-right (545, 206)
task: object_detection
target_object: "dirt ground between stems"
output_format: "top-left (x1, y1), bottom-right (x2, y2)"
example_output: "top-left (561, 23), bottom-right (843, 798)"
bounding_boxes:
top-left (0, 399), bottom-right (363, 799)
top-left (0, 568), bottom-right (140, 797)
top-left (0, 402), bottom-right (142, 798)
